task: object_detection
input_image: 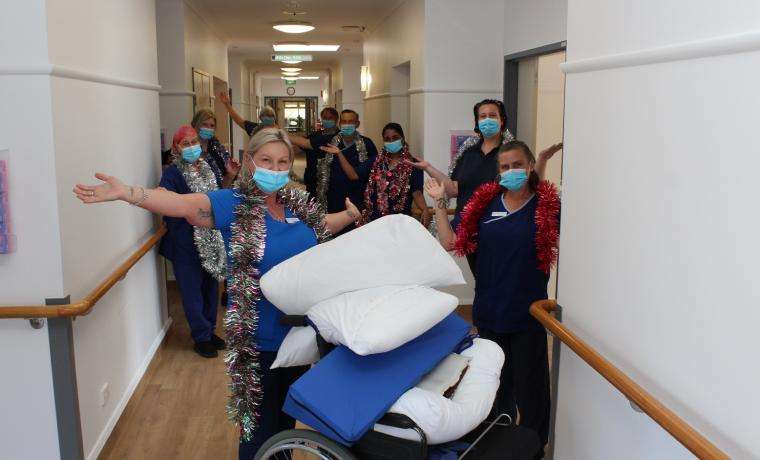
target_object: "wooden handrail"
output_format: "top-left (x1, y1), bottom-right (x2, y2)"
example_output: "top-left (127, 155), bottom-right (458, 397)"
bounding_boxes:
top-left (0, 225), bottom-right (167, 319)
top-left (530, 300), bottom-right (728, 459)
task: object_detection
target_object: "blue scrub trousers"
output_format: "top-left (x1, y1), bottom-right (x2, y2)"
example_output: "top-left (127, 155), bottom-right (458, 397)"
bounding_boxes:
top-left (173, 261), bottom-right (219, 343)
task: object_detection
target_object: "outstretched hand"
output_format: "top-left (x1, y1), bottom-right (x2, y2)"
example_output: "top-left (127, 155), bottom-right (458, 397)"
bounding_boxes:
top-left (538, 142), bottom-right (563, 162)
top-left (225, 158), bottom-right (241, 177)
top-left (345, 198), bottom-right (360, 222)
top-left (73, 173), bottom-right (128, 204)
top-left (404, 158), bottom-right (429, 170)
top-left (320, 145), bottom-right (341, 156)
top-left (424, 178), bottom-right (446, 201)
top-left (218, 91), bottom-right (231, 106)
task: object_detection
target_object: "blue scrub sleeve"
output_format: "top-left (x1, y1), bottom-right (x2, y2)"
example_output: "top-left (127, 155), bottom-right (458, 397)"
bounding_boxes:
top-left (158, 166), bottom-right (182, 192)
top-left (411, 168), bottom-right (424, 193)
top-left (206, 189), bottom-right (239, 230)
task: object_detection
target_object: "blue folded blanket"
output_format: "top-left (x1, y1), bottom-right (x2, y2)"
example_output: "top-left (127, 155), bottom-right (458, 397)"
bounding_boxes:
top-left (283, 313), bottom-right (472, 445)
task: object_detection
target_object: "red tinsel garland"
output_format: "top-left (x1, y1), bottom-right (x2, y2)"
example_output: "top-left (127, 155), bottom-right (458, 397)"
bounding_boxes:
top-left (454, 180), bottom-right (560, 274)
top-left (359, 145), bottom-right (414, 224)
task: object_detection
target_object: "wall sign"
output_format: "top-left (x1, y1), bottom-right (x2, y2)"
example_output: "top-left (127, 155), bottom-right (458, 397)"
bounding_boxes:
top-left (271, 54), bottom-right (313, 62)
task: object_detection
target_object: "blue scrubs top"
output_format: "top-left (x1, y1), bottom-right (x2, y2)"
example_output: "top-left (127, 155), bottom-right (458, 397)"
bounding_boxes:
top-left (158, 165), bottom-right (200, 264)
top-left (207, 189), bottom-right (319, 351)
top-left (326, 135), bottom-right (377, 214)
top-left (472, 193), bottom-right (548, 333)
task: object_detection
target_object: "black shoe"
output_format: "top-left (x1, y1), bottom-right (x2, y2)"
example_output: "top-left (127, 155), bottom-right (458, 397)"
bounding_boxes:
top-left (211, 334), bottom-right (226, 350)
top-left (194, 340), bottom-right (218, 358)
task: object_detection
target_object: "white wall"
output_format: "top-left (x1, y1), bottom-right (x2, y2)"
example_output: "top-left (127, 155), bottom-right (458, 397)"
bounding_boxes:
top-left (554, 1), bottom-right (760, 458)
top-left (503, 0), bottom-right (568, 56)
top-left (228, 55), bottom-right (254, 153)
top-left (183, 1), bottom-right (228, 88)
top-left (261, 78), bottom-right (323, 98)
top-left (47, 1), bottom-right (168, 459)
top-left (362, 0), bottom-right (424, 149)
top-left (0, 4), bottom-right (63, 457)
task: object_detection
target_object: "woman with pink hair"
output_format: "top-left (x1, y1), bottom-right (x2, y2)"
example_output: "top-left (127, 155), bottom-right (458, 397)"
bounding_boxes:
top-left (158, 125), bottom-right (228, 358)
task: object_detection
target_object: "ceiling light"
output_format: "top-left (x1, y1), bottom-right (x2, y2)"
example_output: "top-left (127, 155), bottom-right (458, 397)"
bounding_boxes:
top-left (282, 71), bottom-right (301, 76)
top-left (282, 60), bottom-right (302, 65)
top-left (273, 44), bottom-right (340, 52)
top-left (279, 76), bottom-right (320, 80)
top-left (281, 67), bottom-right (302, 72)
top-left (273, 21), bottom-right (315, 34)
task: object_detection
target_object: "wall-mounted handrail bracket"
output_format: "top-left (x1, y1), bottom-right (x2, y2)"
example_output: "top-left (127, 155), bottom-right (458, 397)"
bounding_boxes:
top-left (629, 400), bottom-right (644, 413)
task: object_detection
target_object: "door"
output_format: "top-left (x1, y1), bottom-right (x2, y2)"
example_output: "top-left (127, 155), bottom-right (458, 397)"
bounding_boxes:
top-left (212, 77), bottom-right (231, 152)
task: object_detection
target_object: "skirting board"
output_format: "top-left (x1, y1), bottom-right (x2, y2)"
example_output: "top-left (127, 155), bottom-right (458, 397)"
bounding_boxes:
top-left (85, 317), bottom-right (173, 460)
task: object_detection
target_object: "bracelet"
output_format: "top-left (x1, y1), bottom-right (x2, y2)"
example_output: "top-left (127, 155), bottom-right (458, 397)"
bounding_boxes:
top-left (436, 197), bottom-right (448, 209)
top-left (130, 187), bottom-right (149, 206)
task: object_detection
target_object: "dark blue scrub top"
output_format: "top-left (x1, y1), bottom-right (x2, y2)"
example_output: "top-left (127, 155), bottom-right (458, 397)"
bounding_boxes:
top-left (304, 130), bottom-right (334, 198)
top-left (158, 165), bottom-right (200, 265)
top-left (366, 165), bottom-right (424, 221)
top-left (326, 136), bottom-right (377, 214)
top-left (207, 189), bottom-right (318, 351)
top-left (472, 193), bottom-right (548, 333)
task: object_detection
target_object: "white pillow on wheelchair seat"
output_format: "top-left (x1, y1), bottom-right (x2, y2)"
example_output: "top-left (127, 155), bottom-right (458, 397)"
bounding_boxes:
top-left (261, 214), bottom-right (465, 316)
top-left (307, 285), bottom-right (459, 356)
top-left (373, 338), bottom-right (505, 445)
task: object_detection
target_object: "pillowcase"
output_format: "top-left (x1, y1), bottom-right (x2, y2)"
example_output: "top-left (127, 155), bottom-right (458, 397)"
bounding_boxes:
top-left (307, 285), bottom-right (459, 356)
top-left (261, 214), bottom-right (465, 315)
top-left (270, 326), bottom-right (320, 369)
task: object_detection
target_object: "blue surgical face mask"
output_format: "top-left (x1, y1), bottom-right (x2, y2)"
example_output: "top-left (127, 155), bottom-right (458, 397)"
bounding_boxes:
top-left (181, 144), bottom-right (202, 163)
top-left (260, 117), bottom-right (275, 126)
top-left (321, 119), bottom-right (336, 129)
top-left (198, 127), bottom-right (214, 140)
top-left (384, 139), bottom-right (403, 154)
top-left (252, 164), bottom-right (290, 193)
top-left (500, 168), bottom-right (528, 191)
top-left (478, 117), bottom-right (501, 138)
top-left (340, 124), bottom-right (357, 137)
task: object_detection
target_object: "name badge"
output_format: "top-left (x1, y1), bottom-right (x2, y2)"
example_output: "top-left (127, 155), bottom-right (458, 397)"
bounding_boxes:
top-left (491, 211), bottom-right (508, 217)
top-left (285, 217), bottom-right (301, 224)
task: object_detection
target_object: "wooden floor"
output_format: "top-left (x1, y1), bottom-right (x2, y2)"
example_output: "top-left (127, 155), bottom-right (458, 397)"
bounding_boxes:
top-left (99, 283), bottom-right (239, 459)
top-left (98, 283), bottom-right (547, 459)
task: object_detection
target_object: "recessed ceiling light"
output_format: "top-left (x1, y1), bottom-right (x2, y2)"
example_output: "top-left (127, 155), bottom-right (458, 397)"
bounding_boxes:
top-left (281, 67), bottom-right (302, 72)
top-left (273, 44), bottom-right (340, 52)
top-left (280, 76), bottom-right (320, 80)
top-left (282, 60), bottom-right (302, 64)
top-left (273, 21), bottom-right (315, 34)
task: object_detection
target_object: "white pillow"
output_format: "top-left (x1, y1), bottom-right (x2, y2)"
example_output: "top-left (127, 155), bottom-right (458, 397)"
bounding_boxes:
top-left (261, 214), bottom-right (465, 315)
top-left (307, 285), bottom-right (459, 356)
top-left (270, 326), bottom-right (320, 369)
top-left (373, 338), bottom-right (505, 445)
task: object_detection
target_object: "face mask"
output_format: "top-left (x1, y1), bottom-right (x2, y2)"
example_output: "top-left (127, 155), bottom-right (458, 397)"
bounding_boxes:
top-left (478, 117), bottom-right (501, 138)
top-left (500, 168), bottom-right (528, 191)
top-left (321, 119), bottom-right (336, 129)
top-left (384, 139), bottom-right (403, 154)
top-left (252, 164), bottom-right (290, 193)
top-left (260, 117), bottom-right (275, 126)
top-left (198, 127), bottom-right (214, 140)
top-left (340, 124), bottom-right (356, 137)
top-left (181, 144), bottom-right (202, 163)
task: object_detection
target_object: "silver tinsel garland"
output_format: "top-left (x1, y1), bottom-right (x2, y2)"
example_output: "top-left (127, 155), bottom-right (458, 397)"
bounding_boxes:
top-left (315, 133), bottom-right (369, 209)
top-left (225, 178), bottom-right (330, 441)
top-left (174, 157), bottom-right (228, 280)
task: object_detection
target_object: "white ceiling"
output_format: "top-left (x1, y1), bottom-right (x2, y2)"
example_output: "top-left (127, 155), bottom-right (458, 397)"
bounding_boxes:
top-left (187, 0), bottom-right (405, 76)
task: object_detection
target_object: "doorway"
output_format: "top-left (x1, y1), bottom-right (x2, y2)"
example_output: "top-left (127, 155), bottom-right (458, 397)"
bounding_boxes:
top-left (263, 97), bottom-right (319, 135)
top-left (212, 77), bottom-right (231, 152)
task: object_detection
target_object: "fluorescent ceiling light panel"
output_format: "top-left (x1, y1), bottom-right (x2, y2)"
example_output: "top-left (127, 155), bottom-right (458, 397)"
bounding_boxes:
top-left (280, 76), bottom-right (320, 80)
top-left (281, 67), bottom-right (302, 72)
top-left (273, 44), bottom-right (340, 52)
top-left (273, 21), bottom-right (315, 34)
top-left (282, 60), bottom-right (302, 64)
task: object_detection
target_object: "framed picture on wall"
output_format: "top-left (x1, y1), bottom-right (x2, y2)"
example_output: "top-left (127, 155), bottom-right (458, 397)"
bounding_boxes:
top-left (192, 67), bottom-right (212, 112)
top-left (450, 130), bottom-right (476, 161)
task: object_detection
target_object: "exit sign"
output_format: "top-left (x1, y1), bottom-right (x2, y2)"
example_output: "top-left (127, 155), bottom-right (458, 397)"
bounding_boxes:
top-left (284, 79), bottom-right (297, 85)
top-left (272, 54), bottom-right (313, 62)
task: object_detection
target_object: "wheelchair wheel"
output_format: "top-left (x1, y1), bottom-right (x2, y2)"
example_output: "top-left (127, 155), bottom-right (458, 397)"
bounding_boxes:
top-left (254, 429), bottom-right (358, 460)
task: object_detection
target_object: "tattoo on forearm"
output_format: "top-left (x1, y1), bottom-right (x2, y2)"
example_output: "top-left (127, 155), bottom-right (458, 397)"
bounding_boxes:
top-left (197, 208), bottom-right (214, 225)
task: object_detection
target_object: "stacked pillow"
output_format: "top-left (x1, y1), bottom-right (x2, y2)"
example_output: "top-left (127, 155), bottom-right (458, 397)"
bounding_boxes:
top-left (260, 214), bottom-right (465, 367)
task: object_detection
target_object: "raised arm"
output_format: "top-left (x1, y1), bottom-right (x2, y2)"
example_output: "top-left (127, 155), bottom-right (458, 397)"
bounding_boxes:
top-left (324, 198), bottom-right (360, 234)
top-left (73, 173), bottom-right (216, 228)
top-left (321, 145), bottom-right (360, 181)
top-left (405, 159), bottom-right (458, 197)
top-left (424, 179), bottom-right (456, 251)
top-left (218, 91), bottom-right (248, 132)
top-left (289, 133), bottom-right (313, 151)
top-left (536, 142), bottom-right (563, 180)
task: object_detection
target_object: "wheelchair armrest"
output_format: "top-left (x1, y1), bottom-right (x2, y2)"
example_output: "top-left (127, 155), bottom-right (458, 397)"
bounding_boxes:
top-left (280, 315), bottom-right (307, 327)
top-left (377, 412), bottom-right (418, 430)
